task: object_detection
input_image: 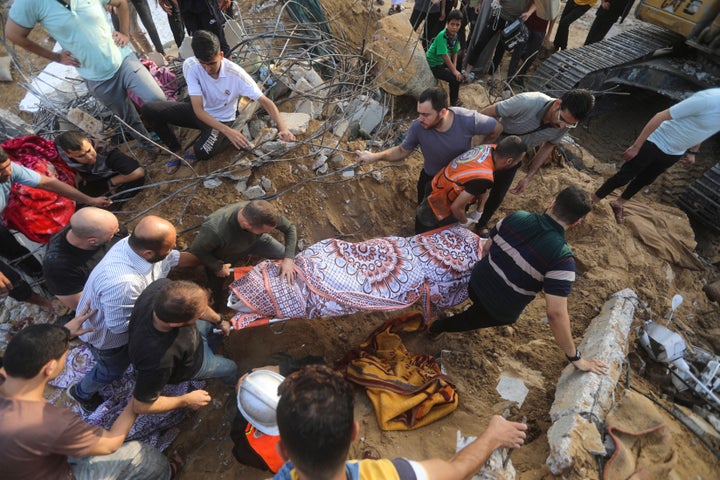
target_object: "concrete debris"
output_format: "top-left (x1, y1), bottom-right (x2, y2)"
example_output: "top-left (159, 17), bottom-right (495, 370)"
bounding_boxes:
top-left (297, 99), bottom-right (323, 119)
top-left (496, 376), bottom-right (529, 408)
top-left (546, 288), bottom-right (639, 476)
top-left (293, 77), bottom-right (314, 95)
top-left (257, 141), bottom-right (289, 155)
top-left (68, 108), bottom-right (104, 138)
top-left (0, 56), bottom-right (12, 82)
top-left (249, 119), bottom-right (268, 139)
top-left (281, 112), bottom-right (310, 134)
top-left (259, 176), bottom-right (272, 191)
top-left (347, 95), bottom-right (386, 135)
top-left (243, 185), bottom-right (266, 199)
top-left (203, 178), bottom-right (223, 189)
top-left (312, 155), bottom-right (328, 170)
top-left (316, 163), bottom-right (328, 174)
top-left (255, 127), bottom-right (278, 145)
top-left (329, 153), bottom-right (345, 166)
top-left (235, 180), bottom-right (248, 194)
top-left (0, 108), bottom-right (34, 138)
top-left (333, 119), bottom-right (350, 138)
top-left (370, 170), bottom-right (384, 183)
top-left (234, 97), bottom-right (261, 131)
top-left (342, 169), bottom-right (355, 178)
top-left (289, 63), bottom-right (324, 88)
top-left (456, 431), bottom-right (516, 480)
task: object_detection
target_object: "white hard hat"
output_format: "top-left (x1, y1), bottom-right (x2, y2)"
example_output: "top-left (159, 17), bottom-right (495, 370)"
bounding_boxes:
top-left (237, 369), bottom-right (284, 436)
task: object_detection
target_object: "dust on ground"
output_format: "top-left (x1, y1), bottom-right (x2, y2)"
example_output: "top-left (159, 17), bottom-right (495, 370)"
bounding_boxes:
top-left (1, 2), bottom-right (719, 479)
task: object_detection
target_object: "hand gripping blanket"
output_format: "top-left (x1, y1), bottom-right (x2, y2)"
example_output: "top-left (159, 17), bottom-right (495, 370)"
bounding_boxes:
top-left (228, 225), bottom-right (484, 329)
top-left (1, 135), bottom-right (76, 243)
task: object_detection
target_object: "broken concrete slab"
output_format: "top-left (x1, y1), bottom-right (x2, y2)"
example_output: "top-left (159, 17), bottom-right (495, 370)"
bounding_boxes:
top-left (243, 185), bottom-right (265, 199)
top-left (456, 430), bottom-right (515, 480)
top-left (280, 112), bottom-right (310, 135)
top-left (296, 99), bottom-right (322, 119)
top-left (0, 109), bottom-right (34, 138)
top-left (496, 376), bottom-right (529, 408)
top-left (347, 95), bottom-right (386, 135)
top-left (546, 288), bottom-right (639, 476)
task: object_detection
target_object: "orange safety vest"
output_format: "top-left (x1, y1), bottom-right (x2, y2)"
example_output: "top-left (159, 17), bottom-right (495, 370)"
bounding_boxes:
top-left (245, 423), bottom-right (284, 473)
top-left (427, 145), bottom-right (495, 221)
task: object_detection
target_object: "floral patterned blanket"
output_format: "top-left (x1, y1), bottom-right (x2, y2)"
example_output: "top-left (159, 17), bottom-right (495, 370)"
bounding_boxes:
top-left (228, 225), bottom-right (484, 329)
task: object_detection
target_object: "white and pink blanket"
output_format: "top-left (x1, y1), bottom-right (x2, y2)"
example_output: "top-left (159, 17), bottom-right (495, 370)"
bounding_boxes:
top-left (228, 225), bottom-right (484, 329)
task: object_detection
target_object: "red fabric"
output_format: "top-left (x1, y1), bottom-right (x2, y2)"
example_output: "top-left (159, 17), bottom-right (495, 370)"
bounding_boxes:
top-left (1, 136), bottom-right (76, 244)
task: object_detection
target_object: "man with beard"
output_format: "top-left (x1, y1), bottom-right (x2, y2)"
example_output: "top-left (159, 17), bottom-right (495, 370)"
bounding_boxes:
top-left (67, 216), bottom-right (199, 414)
top-left (355, 87), bottom-right (501, 232)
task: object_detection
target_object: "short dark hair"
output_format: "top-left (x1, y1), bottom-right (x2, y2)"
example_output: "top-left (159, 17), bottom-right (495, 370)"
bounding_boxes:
top-left (277, 365), bottom-right (355, 477)
top-left (560, 89), bottom-right (595, 121)
top-left (495, 135), bottom-right (527, 161)
top-left (56, 131), bottom-right (88, 152)
top-left (0, 146), bottom-right (8, 163)
top-left (418, 87), bottom-right (449, 112)
top-left (191, 30), bottom-right (221, 62)
top-left (447, 9), bottom-right (463, 22)
top-left (154, 280), bottom-right (209, 324)
top-left (551, 186), bottom-right (592, 224)
top-left (4, 324), bottom-right (70, 379)
top-left (243, 200), bottom-right (278, 229)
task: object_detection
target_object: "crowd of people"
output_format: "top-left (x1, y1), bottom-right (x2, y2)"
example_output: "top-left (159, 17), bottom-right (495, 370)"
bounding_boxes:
top-left (1, 1), bottom-right (719, 479)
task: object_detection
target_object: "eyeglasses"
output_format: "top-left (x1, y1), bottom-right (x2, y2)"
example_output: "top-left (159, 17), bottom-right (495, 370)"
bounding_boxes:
top-left (557, 110), bottom-right (578, 129)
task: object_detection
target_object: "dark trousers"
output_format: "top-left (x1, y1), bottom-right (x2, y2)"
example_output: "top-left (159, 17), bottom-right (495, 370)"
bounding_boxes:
top-left (431, 66), bottom-right (461, 105)
top-left (166, 3), bottom-right (186, 48)
top-left (181, 1), bottom-right (230, 56)
top-left (477, 162), bottom-right (521, 229)
top-left (415, 169), bottom-right (434, 233)
top-left (584, 0), bottom-right (629, 45)
top-left (465, 16), bottom-right (508, 71)
top-left (553, 1), bottom-right (592, 50)
top-left (111, 0), bottom-right (165, 54)
top-left (410, 8), bottom-right (443, 50)
top-left (0, 223), bottom-right (42, 277)
top-left (429, 287), bottom-right (512, 332)
top-left (594, 141), bottom-right (682, 201)
top-left (0, 259), bottom-right (32, 302)
top-left (508, 29), bottom-right (546, 79)
top-left (141, 100), bottom-right (233, 161)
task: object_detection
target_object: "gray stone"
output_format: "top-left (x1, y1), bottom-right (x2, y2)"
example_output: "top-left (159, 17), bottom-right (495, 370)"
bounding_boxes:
top-left (370, 170), bottom-right (384, 183)
top-left (255, 128), bottom-right (278, 145)
top-left (347, 95), bottom-right (386, 135)
top-left (281, 112), bottom-right (310, 135)
top-left (316, 163), bottom-right (328, 175)
top-left (333, 119), bottom-right (349, 138)
top-left (296, 99), bottom-right (322, 119)
top-left (203, 178), bottom-right (223, 189)
top-left (329, 154), bottom-right (345, 166)
top-left (293, 77), bottom-right (314, 94)
top-left (249, 119), bottom-right (267, 139)
top-left (244, 185), bottom-right (266, 199)
top-left (496, 376), bottom-right (529, 408)
top-left (235, 180), bottom-right (248, 194)
top-left (260, 176), bottom-right (272, 191)
top-left (312, 155), bottom-right (328, 170)
top-left (342, 169), bottom-right (355, 178)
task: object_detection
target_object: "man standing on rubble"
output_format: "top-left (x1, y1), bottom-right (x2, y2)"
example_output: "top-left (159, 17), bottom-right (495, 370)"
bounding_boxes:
top-left (355, 87), bottom-right (502, 232)
top-left (475, 89), bottom-right (595, 232)
top-left (141, 30), bottom-right (295, 175)
top-left (6, 0), bottom-right (166, 161)
top-left (428, 186), bottom-right (609, 376)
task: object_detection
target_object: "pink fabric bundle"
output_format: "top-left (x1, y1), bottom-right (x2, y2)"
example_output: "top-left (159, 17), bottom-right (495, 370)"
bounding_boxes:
top-left (229, 225), bottom-right (485, 329)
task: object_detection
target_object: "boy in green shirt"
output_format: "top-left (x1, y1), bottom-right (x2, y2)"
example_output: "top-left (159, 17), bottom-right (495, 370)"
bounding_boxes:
top-left (426, 10), bottom-right (464, 106)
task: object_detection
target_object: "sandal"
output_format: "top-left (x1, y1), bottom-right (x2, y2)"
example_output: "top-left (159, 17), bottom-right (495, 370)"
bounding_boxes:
top-left (168, 450), bottom-right (185, 480)
top-left (610, 202), bottom-right (625, 224)
top-left (165, 158), bottom-right (181, 175)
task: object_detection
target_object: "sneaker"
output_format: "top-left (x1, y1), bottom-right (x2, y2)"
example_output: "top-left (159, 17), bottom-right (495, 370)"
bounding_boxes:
top-left (67, 384), bottom-right (103, 414)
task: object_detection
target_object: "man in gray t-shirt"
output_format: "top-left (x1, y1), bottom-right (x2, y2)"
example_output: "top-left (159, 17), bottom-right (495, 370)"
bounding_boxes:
top-left (356, 87), bottom-right (501, 233)
top-left (476, 89), bottom-right (595, 229)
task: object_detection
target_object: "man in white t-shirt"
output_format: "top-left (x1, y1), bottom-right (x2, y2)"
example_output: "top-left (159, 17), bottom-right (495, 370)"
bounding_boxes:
top-left (141, 30), bottom-right (295, 174)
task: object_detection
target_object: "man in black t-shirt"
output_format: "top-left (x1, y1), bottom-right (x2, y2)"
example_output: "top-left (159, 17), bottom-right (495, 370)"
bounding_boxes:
top-left (55, 131), bottom-right (145, 204)
top-left (43, 207), bottom-right (124, 311)
top-left (127, 278), bottom-right (238, 414)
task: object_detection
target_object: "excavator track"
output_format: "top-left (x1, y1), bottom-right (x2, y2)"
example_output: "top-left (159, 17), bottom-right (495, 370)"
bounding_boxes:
top-left (677, 163), bottom-right (720, 234)
top-left (528, 24), bottom-right (684, 94)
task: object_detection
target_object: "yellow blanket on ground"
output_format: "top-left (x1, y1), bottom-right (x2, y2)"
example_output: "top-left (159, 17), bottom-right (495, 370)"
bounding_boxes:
top-left (344, 313), bottom-right (458, 431)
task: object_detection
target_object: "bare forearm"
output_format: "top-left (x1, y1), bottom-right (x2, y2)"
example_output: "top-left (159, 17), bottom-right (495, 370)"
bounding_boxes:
top-left (110, 168), bottom-right (145, 186)
top-left (258, 96), bottom-right (289, 132)
top-left (133, 395), bottom-right (190, 414)
top-left (524, 142), bottom-right (553, 179)
top-left (631, 110), bottom-right (670, 149)
top-left (39, 177), bottom-right (94, 204)
top-left (91, 401), bottom-right (137, 455)
top-left (6, 20), bottom-right (60, 62)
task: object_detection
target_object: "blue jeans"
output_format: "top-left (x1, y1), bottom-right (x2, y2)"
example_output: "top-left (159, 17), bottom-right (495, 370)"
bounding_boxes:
top-left (69, 440), bottom-right (171, 480)
top-left (76, 344), bottom-right (130, 400)
top-left (193, 320), bottom-right (238, 385)
top-left (86, 53), bottom-right (166, 152)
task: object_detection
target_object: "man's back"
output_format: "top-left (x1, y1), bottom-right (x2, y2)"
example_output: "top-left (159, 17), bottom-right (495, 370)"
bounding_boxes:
top-left (472, 211), bottom-right (575, 324)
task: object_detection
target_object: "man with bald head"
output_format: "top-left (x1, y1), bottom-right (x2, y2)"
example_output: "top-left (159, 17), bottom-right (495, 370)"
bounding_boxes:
top-left (44, 207), bottom-right (124, 311)
top-left (67, 216), bottom-right (199, 414)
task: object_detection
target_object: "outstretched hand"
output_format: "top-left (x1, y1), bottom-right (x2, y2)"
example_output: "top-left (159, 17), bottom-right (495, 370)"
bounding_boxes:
top-left (487, 415), bottom-right (527, 450)
top-left (279, 258), bottom-right (296, 284)
top-left (510, 177), bottom-right (529, 195)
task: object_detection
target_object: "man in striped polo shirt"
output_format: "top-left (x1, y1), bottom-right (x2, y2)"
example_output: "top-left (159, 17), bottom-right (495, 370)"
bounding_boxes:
top-left (428, 186), bottom-right (607, 374)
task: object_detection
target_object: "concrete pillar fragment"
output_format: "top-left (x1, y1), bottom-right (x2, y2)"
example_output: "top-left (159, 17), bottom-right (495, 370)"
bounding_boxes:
top-left (546, 288), bottom-right (639, 476)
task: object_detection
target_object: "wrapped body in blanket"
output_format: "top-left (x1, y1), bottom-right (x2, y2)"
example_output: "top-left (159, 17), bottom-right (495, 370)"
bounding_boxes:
top-left (228, 225), bottom-right (485, 329)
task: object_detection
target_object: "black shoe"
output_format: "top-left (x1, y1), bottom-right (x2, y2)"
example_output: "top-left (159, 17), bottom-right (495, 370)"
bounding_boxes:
top-left (67, 384), bottom-right (103, 414)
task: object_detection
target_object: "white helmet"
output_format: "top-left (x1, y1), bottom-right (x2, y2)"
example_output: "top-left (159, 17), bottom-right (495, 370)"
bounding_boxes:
top-left (237, 369), bottom-right (284, 436)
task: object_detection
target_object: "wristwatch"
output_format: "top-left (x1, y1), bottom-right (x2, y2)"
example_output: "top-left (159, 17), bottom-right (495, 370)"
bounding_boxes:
top-left (566, 350), bottom-right (582, 362)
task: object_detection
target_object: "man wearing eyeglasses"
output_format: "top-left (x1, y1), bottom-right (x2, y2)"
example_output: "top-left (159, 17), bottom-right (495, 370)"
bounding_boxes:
top-left (476, 89), bottom-right (595, 231)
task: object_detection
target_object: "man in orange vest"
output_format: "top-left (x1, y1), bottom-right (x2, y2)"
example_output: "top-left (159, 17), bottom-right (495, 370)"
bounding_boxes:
top-left (416, 136), bottom-right (526, 232)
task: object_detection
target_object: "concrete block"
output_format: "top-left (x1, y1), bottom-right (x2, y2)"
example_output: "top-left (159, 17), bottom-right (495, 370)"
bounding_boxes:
top-left (235, 180), bottom-right (248, 194)
top-left (280, 112), bottom-right (310, 135)
top-left (496, 376), bottom-right (529, 408)
top-left (347, 95), bottom-right (386, 134)
top-left (249, 119), bottom-right (267, 139)
top-left (297, 99), bottom-right (322, 119)
top-left (545, 289), bottom-right (638, 475)
top-left (333, 119), bottom-right (349, 138)
top-left (244, 185), bottom-right (265, 199)
top-left (68, 108), bottom-right (104, 138)
top-left (312, 155), bottom-right (328, 170)
top-left (259, 176), bottom-right (272, 191)
top-left (293, 77), bottom-right (314, 94)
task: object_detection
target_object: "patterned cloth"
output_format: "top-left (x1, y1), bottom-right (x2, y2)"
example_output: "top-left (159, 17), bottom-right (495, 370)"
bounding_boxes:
top-left (229, 225), bottom-right (484, 329)
top-left (48, 344), bottom-right (202, 452)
